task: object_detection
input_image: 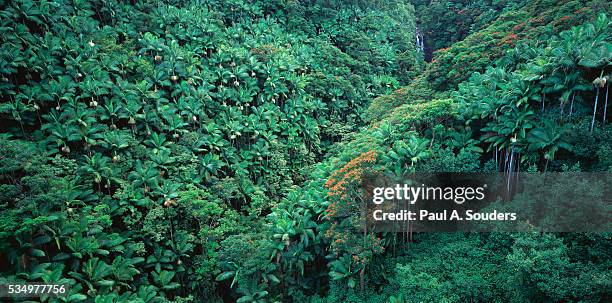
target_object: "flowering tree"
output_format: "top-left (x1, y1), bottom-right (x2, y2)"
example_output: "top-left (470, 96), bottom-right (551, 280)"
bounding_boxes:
top-left (323, 150), bottom-right (384, 290)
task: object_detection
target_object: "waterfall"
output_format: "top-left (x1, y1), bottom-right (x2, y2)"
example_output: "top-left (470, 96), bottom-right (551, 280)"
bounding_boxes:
top-left (416, 27), bottom-right (424, 53)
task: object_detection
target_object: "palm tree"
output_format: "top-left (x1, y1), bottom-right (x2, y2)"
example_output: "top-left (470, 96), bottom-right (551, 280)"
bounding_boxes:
top-left (80, 153), bottom-right (112, 191)
top-left (527, 121), bottom-right (572, 172)
top-left (128, 161), bottom-right (160, 194)
top-left (385, 135), bottom-right (431, 176)
top-left (591, 74), bottom-right (606, 133)
top-left (145, 132), bottom-right (172, 153)
top-left (449, 127), bottom-right (483, 154)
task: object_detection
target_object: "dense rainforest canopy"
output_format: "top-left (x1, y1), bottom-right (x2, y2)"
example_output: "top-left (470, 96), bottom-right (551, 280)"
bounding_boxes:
top-left (0, 0), bottom-right (610, 302)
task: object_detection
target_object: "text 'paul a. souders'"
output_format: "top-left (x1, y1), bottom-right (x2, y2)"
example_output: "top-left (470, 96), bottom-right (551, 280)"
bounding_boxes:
top-left (372, 209), bottom-right (517, 221)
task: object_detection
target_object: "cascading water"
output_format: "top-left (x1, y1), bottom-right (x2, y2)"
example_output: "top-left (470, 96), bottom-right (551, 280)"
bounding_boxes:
top-left (416, 27), bottom-right (424, 53)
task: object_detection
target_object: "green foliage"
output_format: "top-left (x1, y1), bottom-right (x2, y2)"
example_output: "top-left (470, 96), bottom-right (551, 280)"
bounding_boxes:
top-left (412, 0), bottom-right (530, 60)
top-left (1, 0), bottom-right (611, 302)
top-left (269, 8), bottom-right (611, 303)
top-left (422, 0), bottom-right (611, 91)
top-left (0, 0), bottom-right (422, 300)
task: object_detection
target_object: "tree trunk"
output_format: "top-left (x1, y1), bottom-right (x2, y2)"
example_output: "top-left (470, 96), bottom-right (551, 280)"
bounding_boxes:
top-left (359, 267), bottom-right (365, 292)
top-left (504, 148), bottom-right (509, 173)
top-left (277, 253), bottom-right (286, 300)
top-left (362, 196), bottom-right (367, 241)
top-left (403, 197), bottom-right (408, 244)
top-left (429, 128), bottom-right (435, 149)
top-left (569, 92), bottom-right (575, 117)
top-left (409, 221), bottom-right (413, 243)
top-left (18, 119), bottom-right (25, 137)
top-left (591, 87), bottom-right (600, 133)
top-left (515, 154), bottom-right (520, 191)
top-left (494, 148), bottom-right (497, 166)
top-left (603, 83), bottom-right (609, 126)
top-left (506, 148), bottom-right (514, 199)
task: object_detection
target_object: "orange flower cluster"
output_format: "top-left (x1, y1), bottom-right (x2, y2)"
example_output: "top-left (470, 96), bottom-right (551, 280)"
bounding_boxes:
top-left (330, 233), bottom-right (350, 254)
top-left (325, 150), bottom-right (377, 197)
top-left (324, 224), bottom-right (336, 238)
top-left (324, 150), bottom-right (378, 217)
top-left (499, 33), bottom-right (519, 46)
top-left (326, 201), bottom-right (338, 217)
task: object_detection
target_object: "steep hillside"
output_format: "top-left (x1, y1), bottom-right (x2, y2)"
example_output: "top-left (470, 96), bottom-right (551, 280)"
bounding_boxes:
top-left (411, 0), bottom-right (530, 60)
top-left (0, 0), bottom-right (419, 301)
top-left (367, 0), bottom-right (611, 120)
top-left (423, 0), bottom-right (610, 91)
top-left (270, 1), bottom-right (611, 302)
top-left (0, 1), bottom-right (611, 303)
